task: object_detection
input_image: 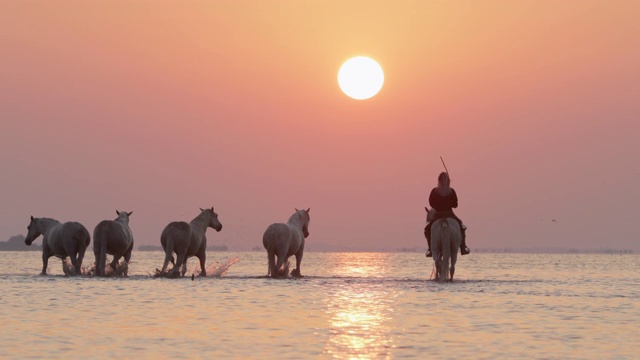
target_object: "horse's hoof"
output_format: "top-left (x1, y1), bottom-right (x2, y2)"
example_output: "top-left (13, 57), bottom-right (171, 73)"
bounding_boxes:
top-left (291, 269), bottom-right (303, 278)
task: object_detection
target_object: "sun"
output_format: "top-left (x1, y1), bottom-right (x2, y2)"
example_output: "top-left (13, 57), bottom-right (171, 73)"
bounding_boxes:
top-left (338, 56), bottom-right (384, 100)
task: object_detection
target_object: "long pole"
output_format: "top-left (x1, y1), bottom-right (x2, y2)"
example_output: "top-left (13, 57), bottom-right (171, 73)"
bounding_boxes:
top-left (440, 156), bottom-right (449, 174)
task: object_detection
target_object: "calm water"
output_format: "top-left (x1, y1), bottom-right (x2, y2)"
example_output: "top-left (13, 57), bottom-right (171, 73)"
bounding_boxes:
top-left (0, 251), bottom-right (638, 359)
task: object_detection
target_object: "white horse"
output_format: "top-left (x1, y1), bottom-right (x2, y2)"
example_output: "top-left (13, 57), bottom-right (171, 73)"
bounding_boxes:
top-left (263, 208), bottom-right (310, 278)
top-left (93, 210), bottom-right (134, 276)
top-left (160, 207), bottom-right (222, 277)
top-left (426, 207), bottom-right (461, 282)
top-left (24, 216), bottom-right (91, 275)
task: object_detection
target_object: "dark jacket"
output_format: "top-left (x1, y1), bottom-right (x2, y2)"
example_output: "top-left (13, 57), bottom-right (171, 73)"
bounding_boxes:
top-left (429, 187), bottom-right (458, 212)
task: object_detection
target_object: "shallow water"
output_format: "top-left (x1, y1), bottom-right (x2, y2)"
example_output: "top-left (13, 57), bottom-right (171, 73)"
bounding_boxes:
top-left (1, 251), bottom-right (638, 359)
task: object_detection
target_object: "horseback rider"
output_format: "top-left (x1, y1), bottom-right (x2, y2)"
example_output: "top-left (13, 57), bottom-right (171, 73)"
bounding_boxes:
top-left (424, 172), bottom-right (470, 257)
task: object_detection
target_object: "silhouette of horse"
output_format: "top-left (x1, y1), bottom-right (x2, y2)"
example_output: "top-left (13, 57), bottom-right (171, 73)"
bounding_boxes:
top-left (93, 210), bottom-right (134, 277)
top-left (263, 208), bottom-right (310, 278)
top-left (24, 216), bottom-right (90, 275)
top-left (160, 207), bottom-right (222, 277)
top-left (426, 207), bottom-right (461, 281)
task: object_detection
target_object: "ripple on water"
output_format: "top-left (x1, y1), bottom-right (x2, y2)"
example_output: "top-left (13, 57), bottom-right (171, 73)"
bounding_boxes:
top-left (0, 252), bottom-right (638, 358)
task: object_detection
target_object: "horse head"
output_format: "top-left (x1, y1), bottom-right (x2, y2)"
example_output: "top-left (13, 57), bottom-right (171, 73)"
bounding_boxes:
top-left (425, 206), bottom-right (436, 223)
top-left (115, 210), bottom-right (133, 224)
top-left (24, 216), bottom-right (41, 245)
top-left (200, 207), bottom-right (222, 232)
top-left (295, 208), bottom-right (311, 238)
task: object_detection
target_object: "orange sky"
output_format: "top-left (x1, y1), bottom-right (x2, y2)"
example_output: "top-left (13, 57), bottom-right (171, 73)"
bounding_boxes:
top-left (1, 1), bottom-right (639, 251)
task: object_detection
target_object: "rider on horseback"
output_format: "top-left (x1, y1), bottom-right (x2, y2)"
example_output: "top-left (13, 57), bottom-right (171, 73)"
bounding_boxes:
top-left (425, 172), bottom-right (470, 257)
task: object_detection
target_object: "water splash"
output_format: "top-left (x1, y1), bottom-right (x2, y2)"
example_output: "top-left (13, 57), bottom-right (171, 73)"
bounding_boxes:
top-left (278, 260), bottom-right (292, 277)
top-left (195, 257), bottom-right (240, 277)
top-left (61, 258), bottom-right (75, 276)
top-left (153, 257), bottom-right (240, 278)
top-left (266, 260), bottom-right (293, 278)
top-left (62, 258), bottom-right (129, 277)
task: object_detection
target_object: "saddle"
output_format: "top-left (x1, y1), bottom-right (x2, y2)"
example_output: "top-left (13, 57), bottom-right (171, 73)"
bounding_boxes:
top-left (429, 211), bottom-right (466, 230)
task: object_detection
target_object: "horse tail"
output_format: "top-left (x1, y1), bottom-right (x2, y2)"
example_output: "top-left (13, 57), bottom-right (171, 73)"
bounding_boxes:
top-left (75, 225), bottom-right (90, 251)
top-left (441, 220), bottom-right (451, 281)
top-left (267, 247), bottom-right (276, 277)
top-left (161, 232), bottom-right (174, 274)
top-left (77, 225), bottom-right (90, 268)
top-left (93, 222), bottom-right (109, 276)
top-left (263, 226), bottom-right (277, 277)
top-left (65, 223), bottom-right (90, 275)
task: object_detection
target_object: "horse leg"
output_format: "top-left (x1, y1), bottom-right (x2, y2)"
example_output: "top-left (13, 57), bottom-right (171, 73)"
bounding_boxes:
top-left (275, 250), bottom-right (287, 278)
top-left (122, 245), bottom-right (132, 277)
top-left (110, 255), bottom-right (121, 272)
top-left (432, 239), bottom-right (441, 281)
top-left (181, 258), bottom-right (188, 277)
top-left (77, 248), bottom-right (85, 270)
top-left (124, 243), bottom-right (133, 263)
top-left (197, 250), bottom-right (206, 277)
top-left (41, 251), bottom-right (50, 275)
top-left (450, 256), bottom-right (457, 281)
top-left (291, 250), bottom-right (303, 278)
top-left (68, 254), bottom-right (81, 276)
top-left (170, 249), bottom-right (188, 278)
top-left (60, 239), bottom-right (81, 275)
top-left (161, 251), bottom-right (173, 274)
top-left (450, 242), bottom-right (458, 281)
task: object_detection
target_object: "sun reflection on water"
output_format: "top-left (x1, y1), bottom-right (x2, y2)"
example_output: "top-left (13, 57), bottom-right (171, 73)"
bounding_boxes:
top-left (324, 253), bottom-right (396, 359)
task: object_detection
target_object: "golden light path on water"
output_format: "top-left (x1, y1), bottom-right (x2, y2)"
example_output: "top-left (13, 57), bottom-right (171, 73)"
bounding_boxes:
top-left (323, 253), bottom-right (396, 359)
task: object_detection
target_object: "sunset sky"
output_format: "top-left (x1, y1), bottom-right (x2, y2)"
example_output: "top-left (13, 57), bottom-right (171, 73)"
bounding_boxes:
top-left (1, 1), bottom-right (638, 252)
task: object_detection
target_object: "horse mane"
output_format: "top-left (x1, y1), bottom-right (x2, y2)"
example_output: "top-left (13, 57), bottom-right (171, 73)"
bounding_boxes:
top-left (36, 217), bottom-right (60, 226)
top-left (191, 208), bottom-right (211, 222)
top-left (287, 210), bottom-right (309, 225)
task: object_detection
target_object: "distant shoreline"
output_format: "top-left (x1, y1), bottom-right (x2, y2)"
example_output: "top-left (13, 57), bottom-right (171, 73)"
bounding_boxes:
top-left (0, 248), bottom-right (635, 254)
top-left (138, 244), bottom-right (229, 252)
top-left (0, 235), bottom-right (634, 254)
top-left (0, 235), bottom-right (41, 251)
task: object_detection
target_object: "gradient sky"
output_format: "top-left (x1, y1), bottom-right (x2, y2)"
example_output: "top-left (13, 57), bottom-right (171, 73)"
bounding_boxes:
top-left (1, 1), bottom-right (638, 251)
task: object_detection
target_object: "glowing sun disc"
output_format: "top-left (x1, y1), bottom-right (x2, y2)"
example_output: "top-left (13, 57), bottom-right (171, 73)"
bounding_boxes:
top-left (338, 56), bottom-right (384, 100)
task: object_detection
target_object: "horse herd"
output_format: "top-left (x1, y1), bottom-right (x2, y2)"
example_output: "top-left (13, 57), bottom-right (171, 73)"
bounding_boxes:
top-left (23, 206), bottom-right (461, 281)
top-left (24, 207), bottom-right (311, 279)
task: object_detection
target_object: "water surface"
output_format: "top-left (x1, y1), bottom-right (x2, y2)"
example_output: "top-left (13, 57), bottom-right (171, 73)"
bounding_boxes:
top-left (1, 251), bottom-right (637, 359)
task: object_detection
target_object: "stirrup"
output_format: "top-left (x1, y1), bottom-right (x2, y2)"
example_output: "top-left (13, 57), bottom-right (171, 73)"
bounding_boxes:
top-left (461, 246), bottom-right (470, 255)
top-left (425, 250), bottom-right (432, 258)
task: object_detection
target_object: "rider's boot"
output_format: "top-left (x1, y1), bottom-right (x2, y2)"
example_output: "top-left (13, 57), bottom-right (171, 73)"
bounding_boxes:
top-left (460, 227), bottom-right (470, 255)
